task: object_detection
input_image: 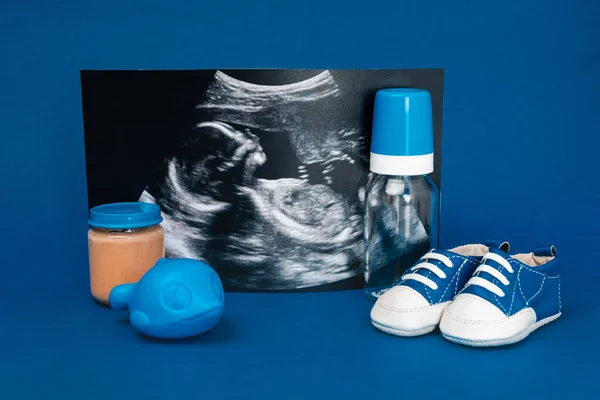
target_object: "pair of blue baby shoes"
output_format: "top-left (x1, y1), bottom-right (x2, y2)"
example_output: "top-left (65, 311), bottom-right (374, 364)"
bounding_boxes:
top-left (370, 240), bottom-right (561, 347)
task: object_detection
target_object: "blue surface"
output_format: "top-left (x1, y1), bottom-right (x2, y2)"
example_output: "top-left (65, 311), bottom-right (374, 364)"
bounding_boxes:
top-left (1, 0), bottom-right (599, 398)
top-left (1, 288), bottom-right (599, 399)
top-left (89, 202), bottom-right (163, 229)
top-left (371, 89), bottom-right (434, 156)
top-left (109, 258), bottom-right (225, 338)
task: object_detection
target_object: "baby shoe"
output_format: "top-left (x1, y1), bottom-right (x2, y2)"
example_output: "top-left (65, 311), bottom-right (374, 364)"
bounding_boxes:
top-left (439, 245), bottom-right (561, 347)
top-left (370, 240), bottom-right (510, 337)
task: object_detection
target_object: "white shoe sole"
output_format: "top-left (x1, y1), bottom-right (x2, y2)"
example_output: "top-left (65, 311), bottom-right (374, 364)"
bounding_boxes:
top-left (372, 320), bottom-right (437, 337)
top-left (442, 312), bottom-right (561, 347)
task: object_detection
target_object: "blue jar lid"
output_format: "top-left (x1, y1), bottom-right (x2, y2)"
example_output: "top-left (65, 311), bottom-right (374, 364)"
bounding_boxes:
top-left (89, 202), bottom-right (163, 229)
top-left (369, 88), bottom-right (434, 176)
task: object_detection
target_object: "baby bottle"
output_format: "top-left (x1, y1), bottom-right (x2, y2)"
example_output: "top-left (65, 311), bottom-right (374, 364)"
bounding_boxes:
top-left (88, 202), bottom-right (165, 304)
top-left (364, 89), bottom-right (439, 301)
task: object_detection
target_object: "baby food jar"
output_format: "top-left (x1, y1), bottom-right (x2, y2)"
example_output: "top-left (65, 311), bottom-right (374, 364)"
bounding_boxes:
top-left (88, 202), bottom-right (165, 304)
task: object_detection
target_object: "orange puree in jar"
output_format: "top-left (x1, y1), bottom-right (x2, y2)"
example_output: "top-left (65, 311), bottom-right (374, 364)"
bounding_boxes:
top-left (88, 202), bottom-right (165, 305)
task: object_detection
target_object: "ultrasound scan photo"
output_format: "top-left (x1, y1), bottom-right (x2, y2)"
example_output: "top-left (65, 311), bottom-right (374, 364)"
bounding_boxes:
top-left (81, 69), bottom-right (444, 292)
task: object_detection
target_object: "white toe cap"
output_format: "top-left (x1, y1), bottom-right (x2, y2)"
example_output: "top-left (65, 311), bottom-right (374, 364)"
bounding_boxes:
top-left (377, 285), bottom-right (430, 310)
top-left (443, 293), bottom-right (506, 323)
top-left (440, 294), bottom-right (536, 343)
top-left (370, 286), bottom-right (449, 335)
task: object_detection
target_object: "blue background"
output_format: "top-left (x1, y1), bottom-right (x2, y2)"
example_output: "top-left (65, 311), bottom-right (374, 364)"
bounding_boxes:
top-left (1, 0), bottom-right (599, 398)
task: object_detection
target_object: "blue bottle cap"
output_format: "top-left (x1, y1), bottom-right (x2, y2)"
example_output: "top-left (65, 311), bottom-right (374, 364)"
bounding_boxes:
top-left (89, 202), bottom-right (163, 229)
top-left (369, 88), bottom-right (434, 176)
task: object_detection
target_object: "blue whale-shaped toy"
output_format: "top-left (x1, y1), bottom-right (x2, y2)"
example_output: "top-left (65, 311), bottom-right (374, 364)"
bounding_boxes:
top-left (109, 258), bottom-right (225, 339)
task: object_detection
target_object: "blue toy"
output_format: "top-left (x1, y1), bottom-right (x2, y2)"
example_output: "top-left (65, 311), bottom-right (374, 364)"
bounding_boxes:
top-left (109, 258), bottom-right (225, 339)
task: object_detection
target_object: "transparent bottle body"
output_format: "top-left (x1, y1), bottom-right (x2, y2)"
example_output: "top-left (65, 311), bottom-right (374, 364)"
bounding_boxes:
top-left (363, 173), bottom-right (439, 302)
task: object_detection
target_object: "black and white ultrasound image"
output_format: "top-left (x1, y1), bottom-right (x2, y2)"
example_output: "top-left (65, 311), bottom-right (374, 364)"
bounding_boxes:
top-left (82, 69), bottom-right (443, 292)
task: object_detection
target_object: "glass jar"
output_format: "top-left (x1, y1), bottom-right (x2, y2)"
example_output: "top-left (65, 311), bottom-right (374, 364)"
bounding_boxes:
top-left (88, 202), bottom-right (165, 304)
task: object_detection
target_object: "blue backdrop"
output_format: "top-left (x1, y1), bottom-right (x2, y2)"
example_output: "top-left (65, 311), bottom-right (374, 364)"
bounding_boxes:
top-left (1, 0), bottom-right (599, 398)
